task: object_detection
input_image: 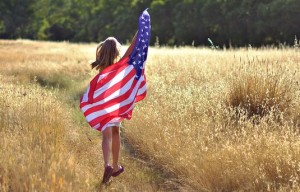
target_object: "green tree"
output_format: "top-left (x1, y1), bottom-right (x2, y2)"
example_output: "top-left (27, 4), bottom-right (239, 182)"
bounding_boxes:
top-left (0, 0), bottom-right (36, 39)
top-left (173, 0), bottom-right (208, 46)
top-left (263, 0), bottom-right (300, 45)
top-left (0, 0), bottom-right (299, 46)
top-left (201, 0), bottom-right (226, 46)
top-left (150, 0), bottom-right (180, 45)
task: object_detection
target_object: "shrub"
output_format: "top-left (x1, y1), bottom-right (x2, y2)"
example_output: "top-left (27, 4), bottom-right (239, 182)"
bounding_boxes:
top-left (226, 58), bottom-right (297, 121)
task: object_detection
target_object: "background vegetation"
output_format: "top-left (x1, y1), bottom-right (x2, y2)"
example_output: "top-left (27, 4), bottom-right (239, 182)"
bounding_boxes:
top-left (0, 0), bottom-right (299, 46)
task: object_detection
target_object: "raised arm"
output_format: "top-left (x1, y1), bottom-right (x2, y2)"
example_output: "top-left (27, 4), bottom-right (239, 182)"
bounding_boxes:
top-left (120, 31), bottom-right (138, 60)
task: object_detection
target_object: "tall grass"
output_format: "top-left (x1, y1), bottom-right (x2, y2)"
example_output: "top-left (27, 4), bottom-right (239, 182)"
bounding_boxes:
top-left (125, 47), bottom-right (300, 191)
top-left (226, 57), bottom-right (297, 121)
top-left (0, 83), bottom-right (78, 191)
top-left (1, 40), bottom-right (300, 191)
top-left (0, 40), bottom-right (173, 191)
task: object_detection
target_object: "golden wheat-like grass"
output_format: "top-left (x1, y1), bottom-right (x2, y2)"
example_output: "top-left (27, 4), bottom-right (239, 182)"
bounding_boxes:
top-left (0, 83), bottom-right (79, 191)
top-left (0, 40), bottom-right (172, 192)
top-left (125, 47), bottom-right (300, 191)
top-left (1, 40), bottom-right (300, 191)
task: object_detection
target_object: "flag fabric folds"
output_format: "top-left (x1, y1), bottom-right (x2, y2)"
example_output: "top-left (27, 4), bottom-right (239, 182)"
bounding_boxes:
top-left (80, 9), bottom-right (151, 131)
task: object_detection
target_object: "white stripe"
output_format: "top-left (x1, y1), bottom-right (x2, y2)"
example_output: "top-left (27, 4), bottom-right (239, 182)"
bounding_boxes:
top-left (97, 70), bottom-right (116, 82)
top-left (102, 74), bottom-right (135, 102)
top-left (120, 100), bottom-right (135, 116)
top-left (94, 66), bottom-right (134, 99)
top-left (101, 117), bottom-right (122, 131)
top-left (86, 87), bottom-right (138, 121)
top-left (81, 69), bottom-right (118, 104)
top-left (86, 74), bottom-right (144, 122)
top-left (137, 82), bottom-right (146, 96)
top-left (81, 69), bottom-right (136, 113)
top-left (136, 75), bottom-right (146, 96)
top-left (81, 85), bottom-right (90, 102)
top-left (93, 123), bottom-right (100, 130)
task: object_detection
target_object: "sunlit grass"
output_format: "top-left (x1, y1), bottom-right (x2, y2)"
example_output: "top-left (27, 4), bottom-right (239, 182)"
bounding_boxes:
top-left (0, 83), bottom-right (79, 191)
top-left (226, 57), bottom-right (297, 122)
top-left (126, 47), bottom-right (300, 191)
top-left (0, 40), bottom-right (300, 191)
top-left (0, 40), bottom-right (169, 191)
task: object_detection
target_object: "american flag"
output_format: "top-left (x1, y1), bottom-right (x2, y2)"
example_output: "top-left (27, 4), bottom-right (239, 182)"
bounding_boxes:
top-left (80, 9), bottom-right (151, 131)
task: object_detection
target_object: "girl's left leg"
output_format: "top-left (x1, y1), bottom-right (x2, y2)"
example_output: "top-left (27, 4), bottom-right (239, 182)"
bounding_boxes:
top-left (102, 127), bottom-right (112, 167)
top-left (101, 127), bottom-right (114, 184)
top-left (111, 126), bottom-right (120, 172)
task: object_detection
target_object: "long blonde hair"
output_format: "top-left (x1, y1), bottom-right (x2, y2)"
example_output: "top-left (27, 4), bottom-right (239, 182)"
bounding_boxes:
top-left (91, 37), bottom-right (121, 72)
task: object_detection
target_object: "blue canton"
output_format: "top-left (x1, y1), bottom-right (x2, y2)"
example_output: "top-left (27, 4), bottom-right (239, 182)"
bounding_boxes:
top-left (129, 9), bottom-right (151, 80)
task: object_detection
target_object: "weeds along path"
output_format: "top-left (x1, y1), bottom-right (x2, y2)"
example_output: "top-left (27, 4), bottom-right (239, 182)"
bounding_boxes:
top-left (0, 40), bottom-right (189, 191)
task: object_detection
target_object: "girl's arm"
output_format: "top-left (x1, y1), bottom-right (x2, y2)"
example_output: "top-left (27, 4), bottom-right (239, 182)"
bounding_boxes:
top-left (120, 31), bottom-right (138, 60)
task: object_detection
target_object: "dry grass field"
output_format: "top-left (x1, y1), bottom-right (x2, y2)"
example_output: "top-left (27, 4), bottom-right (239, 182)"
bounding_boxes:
top-left (0, 39), bottom-right (299, 191)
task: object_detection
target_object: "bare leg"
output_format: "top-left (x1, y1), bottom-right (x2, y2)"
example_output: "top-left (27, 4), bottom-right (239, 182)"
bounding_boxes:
top-left (111, 126), bottom-right (120, 171)
top-left (102, 127), bottom-right (112, 167)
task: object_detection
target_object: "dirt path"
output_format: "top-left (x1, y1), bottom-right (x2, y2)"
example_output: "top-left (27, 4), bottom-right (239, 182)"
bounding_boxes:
top-left (66, 120), bottom-right (194, 191)
top-left (119, 134), bottom-right (195, 192)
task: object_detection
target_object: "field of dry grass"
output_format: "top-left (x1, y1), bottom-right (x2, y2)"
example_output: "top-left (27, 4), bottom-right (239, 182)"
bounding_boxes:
top-left (0, 39), bottom-right (299, 191)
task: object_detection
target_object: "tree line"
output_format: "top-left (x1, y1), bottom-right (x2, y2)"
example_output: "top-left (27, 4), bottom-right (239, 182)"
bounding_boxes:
top-left (0, 0), bottom-right (299, 47)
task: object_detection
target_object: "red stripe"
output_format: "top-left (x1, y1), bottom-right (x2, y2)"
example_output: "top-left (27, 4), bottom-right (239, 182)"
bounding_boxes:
top-left (96, 109), bottom-right (132, 131)
top-left (81, 74), bottom-right (144, 110)
top-left (88, 86), bottom-right (142, 129)
top-left (135, 74), bottom-right (146, 102)
top-left (93, 67), bottom-right (136, 103)
top-left (80, 56), bottom-right (148, 131)
top-left (89, 100), bottom-right (134, 129)
top-left (138, 77), bottom-right (146, 90)
top-left (83, 69), bottom-right (137, 116)
top-left (83, 76), bottom-right (139, 117)
top-left (88, 74), bottom-right (100, 103)
top-left (89, 103), bottom-right (132, 129)
top-left (135, 92), bottom-right (146, 102)
top-left (94, 116), bottom-right (124, 131)
top-left (80, 59), bottom-right (130, 109)
top-left (99, 57), bottom-right (129, 76)
top-left (95, 62), bottom-right (128, 90)
top-left (79, 74), bottom-right (100, 109)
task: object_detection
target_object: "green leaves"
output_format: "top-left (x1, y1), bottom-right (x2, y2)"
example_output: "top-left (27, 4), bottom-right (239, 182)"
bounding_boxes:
top-left (0, 0), bottom-right (299, 46)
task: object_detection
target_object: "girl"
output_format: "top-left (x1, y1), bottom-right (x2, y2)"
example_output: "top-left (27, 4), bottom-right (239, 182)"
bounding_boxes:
top-left (81, 9), bottom-right (150, 185)
top-left (90, 34), bottom-right (137, 184)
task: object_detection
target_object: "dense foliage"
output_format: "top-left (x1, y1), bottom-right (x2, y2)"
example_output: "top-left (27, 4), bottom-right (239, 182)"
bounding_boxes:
top-left (0, 0), bottom-right (299, 46)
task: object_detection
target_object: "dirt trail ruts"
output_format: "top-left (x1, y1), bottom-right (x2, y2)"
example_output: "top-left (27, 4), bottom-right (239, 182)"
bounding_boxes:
top-left (120, 133), bottom-right (196, 192)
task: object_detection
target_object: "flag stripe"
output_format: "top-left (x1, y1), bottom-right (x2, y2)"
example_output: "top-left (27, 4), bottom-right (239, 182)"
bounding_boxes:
top-left (99, 57), bottom-right (129, 76)
top-left (83, 69), bottom-right (137, 116)
top-left (100, 117), bottom-right (123, 131)
top-left (95, 59), bottom-right (129, 90)
top-left (93, 65), bottom-right (135, 102)
top-left (87, 74), bottom-right (100, 103)
top-left (88, 78), bottom-right (143, 127)
top-left (81, 66), bottom-right (144, 114)
top-left (85, 73), bottom-right (144, 124)
top-left (80, 64), bottom-right (135, 110)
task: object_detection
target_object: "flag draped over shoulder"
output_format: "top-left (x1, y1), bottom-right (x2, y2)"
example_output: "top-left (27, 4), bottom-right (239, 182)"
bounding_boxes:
top-left (80, 9), bottom-right (151, 132)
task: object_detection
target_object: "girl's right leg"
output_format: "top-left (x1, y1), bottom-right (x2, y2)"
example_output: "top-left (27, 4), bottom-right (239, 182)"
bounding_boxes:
top-left (111, 126), bottom-right (124, 177)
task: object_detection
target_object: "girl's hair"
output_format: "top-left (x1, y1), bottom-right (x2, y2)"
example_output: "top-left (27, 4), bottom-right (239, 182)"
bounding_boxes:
top-left (91, 37), bottom-right (121, 71)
